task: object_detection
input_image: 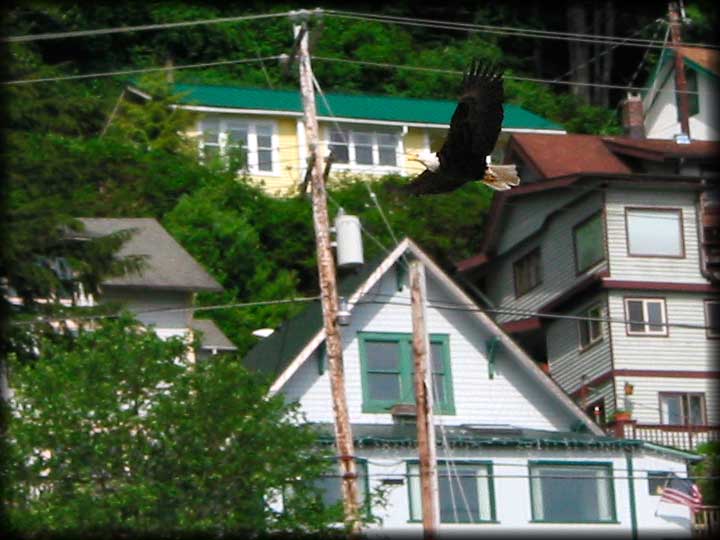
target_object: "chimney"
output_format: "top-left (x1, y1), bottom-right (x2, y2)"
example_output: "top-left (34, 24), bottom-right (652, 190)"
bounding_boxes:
top-left (621, 93), bottom-right (645, 139)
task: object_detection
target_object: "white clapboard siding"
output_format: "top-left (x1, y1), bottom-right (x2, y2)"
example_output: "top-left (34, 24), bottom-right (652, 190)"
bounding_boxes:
top-left (486, 191), bottom-right (606, 323)
top-left (100, 288), bottom-right (194, 331)
top-left (607, 290), bottom-right (719, 372)
top-left (546, 293), bottom-right (613, 394)
top-left (281, 268), bottom-right (576, 431)
top-left (604, 189), bottom-right (705, 283)
top-left (614, 376), bottom-right (719, 426)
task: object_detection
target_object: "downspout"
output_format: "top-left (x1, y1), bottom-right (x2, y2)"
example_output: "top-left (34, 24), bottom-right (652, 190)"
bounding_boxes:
top-left (625, 449), bottom-right (639, 540)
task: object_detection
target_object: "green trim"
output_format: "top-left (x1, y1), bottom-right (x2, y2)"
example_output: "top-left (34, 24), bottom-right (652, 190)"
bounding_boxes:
top-left (358, 332), bottom-right (455, 415)
top-left (642, 442), bottom-right (702, 462)
top-left (528, 460), bottom-right (617, 524)
top-left (405, 459), bottom-right (497, 524)
top-left (625, 451), bottom-right (638, 540)
top-left (486, 337), bottom-right (500, 380)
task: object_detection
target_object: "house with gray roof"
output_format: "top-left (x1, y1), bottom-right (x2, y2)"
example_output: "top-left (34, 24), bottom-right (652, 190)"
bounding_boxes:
top-left (245, 237), bottom-right (699, 536)
top-left (78, 218), bottom-right (235, 355)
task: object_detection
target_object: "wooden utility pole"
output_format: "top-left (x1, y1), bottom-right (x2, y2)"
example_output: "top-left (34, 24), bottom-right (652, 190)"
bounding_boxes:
top-left (669, 2), bottom-right (691, 138)
top-left (292, 10), bottom-right (361, 532)
top-left (410, 261), bottom-right (439, 539)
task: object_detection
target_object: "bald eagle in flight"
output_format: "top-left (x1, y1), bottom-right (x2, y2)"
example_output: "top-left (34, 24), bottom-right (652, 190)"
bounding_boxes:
top-left (393, 61), bottom-right (520, 195)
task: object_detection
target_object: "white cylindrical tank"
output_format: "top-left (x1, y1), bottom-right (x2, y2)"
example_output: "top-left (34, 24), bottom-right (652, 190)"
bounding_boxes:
top-left (335, 210), bottom-right (364, 268)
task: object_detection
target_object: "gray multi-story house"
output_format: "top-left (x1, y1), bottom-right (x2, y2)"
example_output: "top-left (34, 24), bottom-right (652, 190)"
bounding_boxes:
top-left (456, 131), bottom-right (719, 451)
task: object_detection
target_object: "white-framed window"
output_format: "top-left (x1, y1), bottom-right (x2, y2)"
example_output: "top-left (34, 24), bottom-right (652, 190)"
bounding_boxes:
top-left (529, 462), bottom-right (616, 523)
top-left (705, 300), bottom-right (720, 338)
top-left (578, 304), bottom-right (603, 350)
top-left (325, 126), bottom-right (402, 170)
top-left (624, 297), bottom-right (668, 336)
top-left (659, 392), bottom-right (706, 425)
top-left (625, 208), bottom-right (684, 257)
top-left (408, 461), bottom-right (495, 523)
top-left (199, 117), bottom-right (278, 174)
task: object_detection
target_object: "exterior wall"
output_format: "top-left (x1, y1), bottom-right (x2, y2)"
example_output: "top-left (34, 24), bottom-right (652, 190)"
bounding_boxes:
top-left (607, 289), bottom-right (719, 424)
top-left (349, 447), bottom-right (690, 536)
top-left (281, 268), bottom-right (578, 431)
top-left (100, 287), bottom-right (193, 339)
top-left (546, 293), bottom-right (613, 395)
top-left (251, 116), bottom-right (302, 195)
top-left (605, 188), bottom-right (705, 283)
top-left (644, 64), bottom-right (720, 141)
top-left (484, 191), bottom-right (606, 323)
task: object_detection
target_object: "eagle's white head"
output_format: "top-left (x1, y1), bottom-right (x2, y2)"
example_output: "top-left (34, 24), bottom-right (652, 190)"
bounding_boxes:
top-left (410, 150), bottom-right (440, 172)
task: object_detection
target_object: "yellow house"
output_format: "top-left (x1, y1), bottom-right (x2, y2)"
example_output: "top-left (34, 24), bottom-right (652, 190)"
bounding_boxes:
top-left (128, 82), bottom-right (566, 195)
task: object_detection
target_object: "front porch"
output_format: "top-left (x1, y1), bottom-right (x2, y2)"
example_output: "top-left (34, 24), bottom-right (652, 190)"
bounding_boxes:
top-left (608, 419), bottom-right (720, 451)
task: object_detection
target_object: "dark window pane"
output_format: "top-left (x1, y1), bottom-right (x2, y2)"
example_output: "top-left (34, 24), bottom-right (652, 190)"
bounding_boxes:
top-left (439, 466), bottom-right (479, 523)
top-left (257, 149), bottom-right (273, 171)
top-left (661, 394), bottom-right (683, 424)
top-left (533, 467), bottom-right (610, 522)
top-left (627, 300), bottom-right (645, 332)
top-left (365, 341), bottom-right (400, 371)
top-left (688, 395), bottom-right (704, 424)
top-left (367, 373), bottom-right (400, 401)
top-left (648, 471), bottom-right (672, 495)
top-left (378, 146), bottom-right (396, 166)
top-left (578, 320), bottom-right (590, 347)
top-left (706, 302), bottom-right (720, 336)
top-left (432, 374), bottom-right (445, 403)
top-left (430, 343), bottom-right (445, 373)
top-left (575, 215), bottom-right (605, 272)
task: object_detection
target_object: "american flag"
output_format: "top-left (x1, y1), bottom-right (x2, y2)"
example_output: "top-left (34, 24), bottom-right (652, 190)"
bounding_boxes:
top-left (659, 474), bottom-right (703, 514)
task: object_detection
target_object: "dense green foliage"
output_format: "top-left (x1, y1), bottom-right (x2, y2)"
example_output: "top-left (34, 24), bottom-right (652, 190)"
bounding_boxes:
top-left (6, 315), bottom-right (356, 536)
top-left (692, 441), bottom-right (720, 506)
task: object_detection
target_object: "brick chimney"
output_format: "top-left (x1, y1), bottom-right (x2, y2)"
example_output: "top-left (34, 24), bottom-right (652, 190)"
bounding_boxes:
top-left (621, 93), bottom-right (645, 139)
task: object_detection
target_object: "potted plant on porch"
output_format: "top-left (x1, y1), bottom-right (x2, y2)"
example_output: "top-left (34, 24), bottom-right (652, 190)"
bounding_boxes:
top-left (613, 409), bottom-right (632, 422)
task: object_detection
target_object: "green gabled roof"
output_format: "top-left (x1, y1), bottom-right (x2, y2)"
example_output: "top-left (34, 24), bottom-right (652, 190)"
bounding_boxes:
top-left (165, 82), bottom-right (564, 131)
top-left (243, 254), bottom-right (387, 379)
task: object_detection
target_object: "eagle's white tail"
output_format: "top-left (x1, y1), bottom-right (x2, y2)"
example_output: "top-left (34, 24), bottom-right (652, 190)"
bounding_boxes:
top-left (482, 164), bottom-right (520, 191)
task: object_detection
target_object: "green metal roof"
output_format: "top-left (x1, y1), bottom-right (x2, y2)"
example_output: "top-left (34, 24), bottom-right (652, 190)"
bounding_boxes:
top-left (310, 423), bottom-right (701, 461)
top-left (166, 83), bottom-right (564, 131)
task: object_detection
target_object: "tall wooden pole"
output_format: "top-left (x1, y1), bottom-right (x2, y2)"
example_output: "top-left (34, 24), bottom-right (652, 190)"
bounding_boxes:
top-left (669, 2), bottom-right (690, 138)
top-left (410, 261), bottom-right (439, 539)
top-left (293, 12), bottom-right (361, 531)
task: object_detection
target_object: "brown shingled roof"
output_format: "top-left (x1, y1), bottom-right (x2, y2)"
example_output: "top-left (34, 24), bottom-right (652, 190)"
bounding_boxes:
top-left (602, 137), bottom-right (720, 161)
top-left (507, 133), bottom-right (631, 178)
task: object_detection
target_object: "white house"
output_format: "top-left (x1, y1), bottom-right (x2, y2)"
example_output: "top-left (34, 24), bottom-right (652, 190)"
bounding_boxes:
top-left (457, 133), bottom-right (720, 452)
top-left (73, 218), bottom-right (235, 356)
top-left (642, 46), bottom-right (719, 141)
top-left (244, 238), bottom-right (700, 537)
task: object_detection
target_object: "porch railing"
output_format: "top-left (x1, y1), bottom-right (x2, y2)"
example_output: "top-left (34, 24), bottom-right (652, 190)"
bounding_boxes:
top-left (693, 506), bottom-right (720, 537)
top-left (608, 420), bottom-right (720, 451)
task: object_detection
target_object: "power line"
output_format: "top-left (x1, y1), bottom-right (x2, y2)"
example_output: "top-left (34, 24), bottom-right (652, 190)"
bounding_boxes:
top-left (2, 11), bottom-right (292, 43)
top-left (2, 55), bottom-right (283, 86)
top-left (325, 9), bottom-right (720, 51)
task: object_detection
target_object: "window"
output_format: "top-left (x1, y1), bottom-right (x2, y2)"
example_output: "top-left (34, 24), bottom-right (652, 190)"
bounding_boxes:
top-left (660, 393), bottom-right (706, 425)
top-left (408, 462), bottom-right (495, 523)
top-left (359, 333), bottom-right (454, 414)
top-left (529, 462), bottom-right (616, 523)
top-left (574, 213), bottom-right (605, 273)
top-left (326, 127), bottom-right (401, 169)
top-left (513, 249), bottom-right (542, 297)
top-left (625, 208), bottom-right (684, 257)
top-left (578, 304), bottom-right (603, 349)
top-left (199, 118), bottom-right (277, 173)
top-left (648, 471), bottom-right (673, 496)
top-left (624, 298), bottom-right (668, 336)
top-left (705, 300), bottom-right (720, 338)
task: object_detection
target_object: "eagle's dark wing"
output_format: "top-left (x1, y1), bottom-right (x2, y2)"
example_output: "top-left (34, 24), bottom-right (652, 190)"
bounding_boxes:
top-left (390, 169), bottom-right (461, 196)
top-left (438, 61), bottom-right (504, 174)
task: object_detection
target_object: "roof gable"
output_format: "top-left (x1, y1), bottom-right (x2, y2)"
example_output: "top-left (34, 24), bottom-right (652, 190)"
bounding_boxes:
top-left (133, 82), bottom-right (565, 131)
top-left (244, 237), bottom-right (604, 435)
top-left (78, 218), bottom-right (222, 292)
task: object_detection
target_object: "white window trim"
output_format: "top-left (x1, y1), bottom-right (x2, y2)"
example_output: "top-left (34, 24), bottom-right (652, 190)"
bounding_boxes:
top-left (322, 125), bottom-right (405, 174)
top-left (197, 117), bottom-right (281, 176)
top-left (624, 297), bottom-right (668, 336)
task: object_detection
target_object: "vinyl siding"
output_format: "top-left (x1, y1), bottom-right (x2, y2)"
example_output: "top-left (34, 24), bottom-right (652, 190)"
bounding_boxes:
top-left (607, 290), bottom-right (719, 372)
top-left (546, 293), bottom-right (613, 395)
top-left (281, 268), bottom-right (577, 431)
top-left (605, 188), bottom-right (705, 283)
top-left (485, 192), bottom-right (606, 323)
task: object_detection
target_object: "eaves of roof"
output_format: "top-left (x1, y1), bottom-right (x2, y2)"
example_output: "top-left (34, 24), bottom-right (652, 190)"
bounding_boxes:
top-left (130, 82), bottom-right (565, 131)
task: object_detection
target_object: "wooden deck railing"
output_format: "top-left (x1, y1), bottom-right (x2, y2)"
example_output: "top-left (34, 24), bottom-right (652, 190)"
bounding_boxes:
top-left (607, 420), bottom-right (720, 451)
top-left (693, 506), bottom-right (720, 537)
